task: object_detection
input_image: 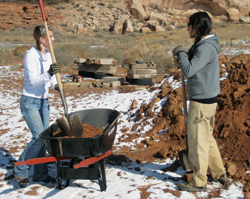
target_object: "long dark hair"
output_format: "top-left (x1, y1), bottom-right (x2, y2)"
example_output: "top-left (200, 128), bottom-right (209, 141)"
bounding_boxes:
top-left (188, 12), bottom-right (212, 59)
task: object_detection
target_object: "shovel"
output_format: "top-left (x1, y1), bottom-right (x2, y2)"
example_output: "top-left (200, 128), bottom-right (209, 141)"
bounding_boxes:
top-left (172, 52), bottom-right (193, 170)
top-left (38, 0), bottom-right (83, 138)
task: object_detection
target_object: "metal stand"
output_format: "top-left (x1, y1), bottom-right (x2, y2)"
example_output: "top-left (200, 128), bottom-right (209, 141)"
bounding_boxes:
top-left (56, 157), bottom-right (107, 191)
top-left (14, 150), bottom-right (111, 192)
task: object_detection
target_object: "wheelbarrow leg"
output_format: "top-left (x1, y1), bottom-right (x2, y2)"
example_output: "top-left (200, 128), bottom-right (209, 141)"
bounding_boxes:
top-left (57, 161), bottom-right (62, 189)
top-left (93, 158), bottom-right (107, 192)
top-left (65, 158), bottom-right (75, 187)
top-left (100, 158), bottom-right (107, 191)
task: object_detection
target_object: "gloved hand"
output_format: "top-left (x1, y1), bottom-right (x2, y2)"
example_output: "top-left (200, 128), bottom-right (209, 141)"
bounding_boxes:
top-left (48, 63), bottom-right (60, 76)
top-left (54, 84), bottom-right (60, 92)
top-left (172, 45), bottom-right (187, 57)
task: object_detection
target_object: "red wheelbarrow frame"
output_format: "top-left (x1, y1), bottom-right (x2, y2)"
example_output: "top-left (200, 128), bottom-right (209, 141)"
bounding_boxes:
top-left (14, 150), bottom-right (112, 191)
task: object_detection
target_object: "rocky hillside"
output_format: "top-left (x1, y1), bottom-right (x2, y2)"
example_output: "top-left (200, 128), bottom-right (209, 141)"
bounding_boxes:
top-left (0, 0), bottom-right (249, 35)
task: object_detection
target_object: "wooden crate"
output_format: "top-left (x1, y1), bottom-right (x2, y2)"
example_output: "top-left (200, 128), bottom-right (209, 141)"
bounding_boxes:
top-left (86, 58), bottom-right (117, 65)
top-left (126, 74), bottom-right (157, 79)
top-left (129, 63), bottom-right (156, 69)
top-left (127, 69), bottom-right (157, 75)
top-left (78, 64), bottom-right (117, 74)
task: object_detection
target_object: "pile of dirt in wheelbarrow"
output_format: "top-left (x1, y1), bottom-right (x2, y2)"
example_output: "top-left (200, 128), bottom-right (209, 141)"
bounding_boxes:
top-left (112, 53), bottom-right (250, 195)
top-left (53, 123), bottom-right (103, 138)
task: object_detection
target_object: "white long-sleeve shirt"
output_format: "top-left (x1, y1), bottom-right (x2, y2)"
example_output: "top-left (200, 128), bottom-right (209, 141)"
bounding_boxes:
top-left (22, 46), bottom-right (57, 99)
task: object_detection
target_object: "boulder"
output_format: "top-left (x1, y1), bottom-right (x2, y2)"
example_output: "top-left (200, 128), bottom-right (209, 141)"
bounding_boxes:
top-left (110, 19), bottom-right (124, 34)
top-left (123, 19), bottom-right (134, 34)
top-left (129, 2), bottom-right (149, 21)
top-left (239, 16), bottom-right (250, 24)
top-left (141, 0), bottom-right (249, 22)
top-left (149, 12), bottom-right (167, 24)
top-left (140, 27), bottom-right (151, 33)
top-left (75, 24), bottom-right (86, 34)
top-left (143, 20), bottom-right (164, 32)
top-left (227, 7), bottom-right (245, 21)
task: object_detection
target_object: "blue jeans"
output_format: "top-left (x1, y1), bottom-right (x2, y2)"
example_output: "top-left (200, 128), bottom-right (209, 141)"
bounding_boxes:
top-left (14, 95), bottom-right (50, 181)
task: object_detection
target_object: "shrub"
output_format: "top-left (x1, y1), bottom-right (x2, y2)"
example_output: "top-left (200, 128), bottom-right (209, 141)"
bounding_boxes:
top-left (98, 2), bottom-right (105, 6)
top-left (107, 48), bottom-right (123, 65)
top-left (54, 43), bottom-right (91, 67)
top-left (13, 45), bottom-right (31, 58)
top-left (93, 27), bottom-right (101, 32)
top-left (123, 43), bottom-right (174, 73)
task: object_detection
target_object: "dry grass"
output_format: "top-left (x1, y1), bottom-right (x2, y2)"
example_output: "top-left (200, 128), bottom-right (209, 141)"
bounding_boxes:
top-left (0, 23), bottom-right (250, 73)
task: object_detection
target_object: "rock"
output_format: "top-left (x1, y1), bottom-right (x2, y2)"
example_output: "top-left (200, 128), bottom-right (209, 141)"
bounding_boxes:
top-left (226, 162), bottom-right (237, 177)
top-left (129, 2), bottom-right (149, 21)
top-left (244, 192), bottom-right (250, 199)
top-left (161, 86), bottom-right (172, 98)
top-left (148, 12), bottom-right (167, 24)
top-left (110, 18), bottom-right (125, 34)
top-left (227, 8), bottom-right (245, 21)
top-left (240, 16), bottom-right (250, 24)
top-left (123, 19), bottom-right (133, 34)
top-left (130, 99), bottom-right (138, 110)
top-left (135, 112), bottom-right (143, 122)
top-left (140, 27), bottom-right (151, 33)
top-left (75, 24), bottom-right (86, 34)
top-left (144, 20), bottom-right (164, 32)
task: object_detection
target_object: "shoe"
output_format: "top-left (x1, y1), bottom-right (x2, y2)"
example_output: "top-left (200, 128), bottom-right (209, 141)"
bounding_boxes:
top-left (14, 172), bottom-right (29, 187)
top-left (178, 182), bottom-right (207, 192)
top-left (217, 174), bottom-right (230, 185)
top-left (42, 176), bottom-right (56, 183)
top-left (34, 175), bottom-right (56, 183)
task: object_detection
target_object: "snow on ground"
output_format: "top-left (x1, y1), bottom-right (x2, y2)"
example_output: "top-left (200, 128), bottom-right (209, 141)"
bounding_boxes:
top-left (0, 65), bottom-right (244, 199)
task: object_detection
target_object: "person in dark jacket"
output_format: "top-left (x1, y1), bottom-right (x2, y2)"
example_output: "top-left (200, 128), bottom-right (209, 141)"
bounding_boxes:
top-left (173, 12), bottom-right (229, 192)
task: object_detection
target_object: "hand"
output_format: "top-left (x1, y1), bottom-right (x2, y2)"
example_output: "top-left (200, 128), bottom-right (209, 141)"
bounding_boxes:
top-left (54, 84), bottom-right (60, 92)
top-left (173, 45), bottom-right (187, 57)
top-left (48, 63), bottom-right (60, 76)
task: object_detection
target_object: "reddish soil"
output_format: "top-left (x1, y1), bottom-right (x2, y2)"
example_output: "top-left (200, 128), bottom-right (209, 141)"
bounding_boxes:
top-left (0, 2), bottom-right (63, 30)
top-left (109, 54), bottom-right (250, 196)
top-left (1, 53), bottom-right (250, 197)
top-left (53, 123), bottom-right (103, 138)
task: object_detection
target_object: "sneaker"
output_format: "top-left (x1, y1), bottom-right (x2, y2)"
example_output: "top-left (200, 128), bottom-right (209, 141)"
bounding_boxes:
top-left (178, 182), bottom-right (207, 192)
top-left (42, 176), bottom-right (56, 183)
top-left (217, 174), bottom-right (230, 185)
top-left (34, 175), bottom-right (56, 183)
top-left (14, 172), bottom-right (29, 187)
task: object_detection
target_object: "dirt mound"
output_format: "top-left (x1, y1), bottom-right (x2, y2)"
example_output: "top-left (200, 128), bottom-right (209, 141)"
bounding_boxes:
top-left (113, 53), bottom-right (250, 194)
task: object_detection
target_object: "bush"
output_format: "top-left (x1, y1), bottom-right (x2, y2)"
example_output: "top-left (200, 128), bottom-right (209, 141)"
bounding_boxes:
top-left (98, 2), bottom-right (105, 6)
top-left (54, 43), bottom-right (91, 67)
top-left (123, 43), bottom-right (174, 73)
top-left (13, 45), bottom-right (31, 58)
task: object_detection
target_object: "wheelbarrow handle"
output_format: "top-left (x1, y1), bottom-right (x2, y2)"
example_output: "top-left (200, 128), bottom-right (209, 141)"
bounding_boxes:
top-left (74, 150), bottom-right (112, 169)
top-left (14, 151), bottom-right (112, 167)
top-left (14, 156), bottom-right (75, 166)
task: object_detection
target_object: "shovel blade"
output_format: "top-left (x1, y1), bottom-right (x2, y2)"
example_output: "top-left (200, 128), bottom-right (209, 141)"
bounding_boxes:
top-left (56, 115), bottom-right (75, 137)
top-left (68, 113), bottom-right (84, 138)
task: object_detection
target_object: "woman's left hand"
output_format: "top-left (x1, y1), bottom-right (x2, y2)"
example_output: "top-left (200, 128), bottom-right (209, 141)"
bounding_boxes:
top-left (173, 45), bottom-right (187, 57)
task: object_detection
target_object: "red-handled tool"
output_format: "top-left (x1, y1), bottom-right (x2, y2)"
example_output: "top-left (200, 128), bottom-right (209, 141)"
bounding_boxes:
top-left (38, 0), bottom-right (83, 138)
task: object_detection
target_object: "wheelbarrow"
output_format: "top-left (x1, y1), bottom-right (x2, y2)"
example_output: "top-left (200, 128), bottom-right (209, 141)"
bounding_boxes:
top-left (15, 108), bottom-right (120, 191)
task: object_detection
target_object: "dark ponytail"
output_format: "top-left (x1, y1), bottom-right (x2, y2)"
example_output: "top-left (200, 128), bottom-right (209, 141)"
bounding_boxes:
top-left (188, 12), bottom-right (212, 59)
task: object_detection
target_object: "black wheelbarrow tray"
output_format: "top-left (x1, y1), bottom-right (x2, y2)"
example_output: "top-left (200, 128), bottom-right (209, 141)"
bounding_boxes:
top-left (15, 108), bottom-right (120, 191)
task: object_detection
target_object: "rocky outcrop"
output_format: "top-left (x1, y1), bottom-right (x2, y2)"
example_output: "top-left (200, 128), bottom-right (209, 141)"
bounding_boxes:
top-left (139, 0), bottom-right (250, 22)
top-left (0, 0), bottom-right (249, 34)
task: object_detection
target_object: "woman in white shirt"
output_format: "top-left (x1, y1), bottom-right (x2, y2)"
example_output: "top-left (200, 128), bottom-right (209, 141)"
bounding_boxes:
top-left (14, 26), bottom-right (59, 186)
